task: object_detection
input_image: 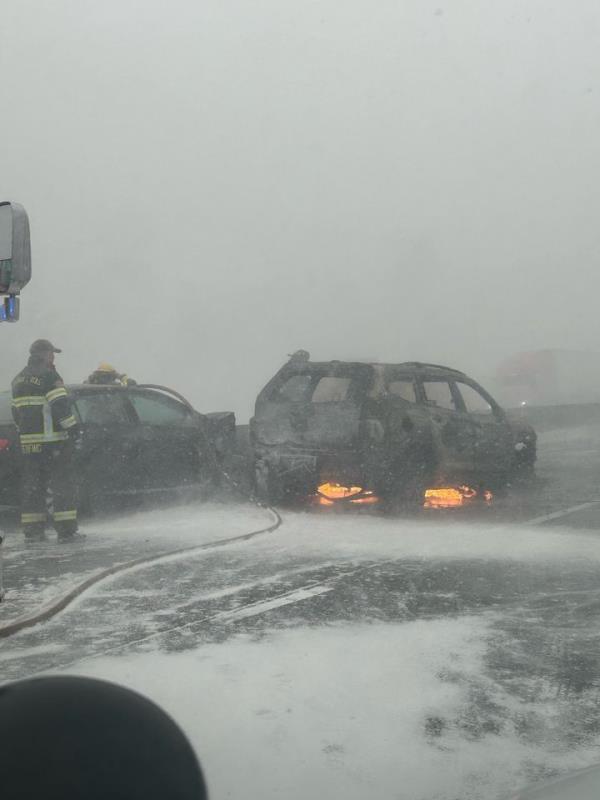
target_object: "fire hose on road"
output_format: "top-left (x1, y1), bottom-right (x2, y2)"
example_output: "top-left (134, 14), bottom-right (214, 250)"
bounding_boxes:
top-left (0, 388), bottom-right (275, 637)
top-left (0, 507), bottom-right (282, 640)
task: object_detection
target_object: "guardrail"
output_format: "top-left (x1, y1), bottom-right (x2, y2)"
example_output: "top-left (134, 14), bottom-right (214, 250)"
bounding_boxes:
top-left (506, 403), bottom-right (600, 432)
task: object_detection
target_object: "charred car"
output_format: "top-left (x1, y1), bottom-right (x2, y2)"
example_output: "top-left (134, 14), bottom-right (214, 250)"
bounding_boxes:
top-left (250, 353), bottom-right (536, 506)
top-left (0, 384), bottom-right (235, 514)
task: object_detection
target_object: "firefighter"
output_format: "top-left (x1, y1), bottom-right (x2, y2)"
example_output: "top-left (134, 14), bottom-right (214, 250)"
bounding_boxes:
top-left (11, 339), bottom-right (82, 541)
top-left (86, 362), bottom-right (137, 386)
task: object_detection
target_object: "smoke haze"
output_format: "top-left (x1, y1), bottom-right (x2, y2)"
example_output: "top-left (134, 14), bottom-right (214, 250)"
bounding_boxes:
top-left (2, 1), bottom-right (600, 418)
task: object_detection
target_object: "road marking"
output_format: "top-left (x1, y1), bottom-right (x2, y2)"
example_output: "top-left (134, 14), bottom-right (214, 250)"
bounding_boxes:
top-left (213, 584), bottom-right (334, 623)
top-left (32, 558), bottom-right (400, 673)
top-left (172, 562), bottom-right (342, 607)
top-left (38, 581), bottom-right (338, 670)
top-left (526, 502), bottom-right (600, 526)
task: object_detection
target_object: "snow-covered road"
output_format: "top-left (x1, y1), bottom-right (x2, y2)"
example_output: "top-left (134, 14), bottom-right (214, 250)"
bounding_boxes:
top-left (3, 425), bottom-right (600, 799)
top-left (0, 502), bottom-right (274, 624)
top-left (3, 509), bottom-right (600, 799)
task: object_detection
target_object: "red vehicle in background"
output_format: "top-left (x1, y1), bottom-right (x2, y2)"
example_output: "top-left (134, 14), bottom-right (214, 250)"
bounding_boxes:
top-left (494, 350), bottom-right (600, 408)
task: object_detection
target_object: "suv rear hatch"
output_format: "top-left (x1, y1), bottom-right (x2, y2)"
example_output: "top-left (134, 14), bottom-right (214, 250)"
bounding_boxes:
top-left (251, 362), bottom-right (373, 452)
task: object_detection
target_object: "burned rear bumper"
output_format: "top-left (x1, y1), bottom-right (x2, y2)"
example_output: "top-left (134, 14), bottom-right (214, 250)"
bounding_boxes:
top-left (253, 444), bottom-right (364, 488)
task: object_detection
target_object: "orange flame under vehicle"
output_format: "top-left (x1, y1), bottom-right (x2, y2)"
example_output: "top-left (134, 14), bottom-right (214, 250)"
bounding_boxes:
top-left (315, 483), bottom-right (380, 506)
top-left (423, 486), bottom-right (493, 509)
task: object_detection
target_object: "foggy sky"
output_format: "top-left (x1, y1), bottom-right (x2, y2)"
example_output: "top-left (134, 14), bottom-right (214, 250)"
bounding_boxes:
top-left (2, 0), bottom-right (600, 420)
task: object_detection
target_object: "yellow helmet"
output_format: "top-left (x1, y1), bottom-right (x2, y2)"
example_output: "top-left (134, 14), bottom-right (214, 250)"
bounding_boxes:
top-left (96, 362), bottom-right (117, 373)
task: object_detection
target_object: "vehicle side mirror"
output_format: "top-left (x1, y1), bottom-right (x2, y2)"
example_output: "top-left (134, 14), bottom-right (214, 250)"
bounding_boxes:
top-left (0, 202), bottom-right (31, 322)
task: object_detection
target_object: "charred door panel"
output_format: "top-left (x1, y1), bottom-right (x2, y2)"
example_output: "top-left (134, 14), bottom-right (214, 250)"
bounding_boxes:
top-left (420, 379), bottom-right (476, 478)
top-left (453, 381), bottom-right (514, 477)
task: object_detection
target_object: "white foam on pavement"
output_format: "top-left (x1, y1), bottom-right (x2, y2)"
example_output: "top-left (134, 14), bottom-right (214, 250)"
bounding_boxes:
top-left (0, 503), bottom-right (274, 623)
top-left (68, 616), bottom-right (597, 800)
top-left (242, 510), bottom-right (600, 568)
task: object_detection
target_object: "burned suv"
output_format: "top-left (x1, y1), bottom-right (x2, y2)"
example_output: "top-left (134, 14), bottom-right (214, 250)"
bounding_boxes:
top-left (250, 353), bottom-right (536, 506)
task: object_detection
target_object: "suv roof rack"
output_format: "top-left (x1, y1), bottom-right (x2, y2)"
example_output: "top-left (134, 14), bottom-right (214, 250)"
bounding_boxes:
top-left (281, 355), bottom-right (466, 376)
top-left (400, 361), bottom-right (466, 375)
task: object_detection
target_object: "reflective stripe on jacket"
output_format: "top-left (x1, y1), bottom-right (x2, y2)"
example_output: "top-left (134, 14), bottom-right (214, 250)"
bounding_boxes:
top-left (11, 358), bottom-right (77, 446)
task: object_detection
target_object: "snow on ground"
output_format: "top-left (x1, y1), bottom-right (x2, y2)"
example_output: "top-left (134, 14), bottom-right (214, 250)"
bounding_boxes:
top-left (81, 502), bottom-right (272, 545)
top-left (0, 502), bottom-right (273, 623)
top-left (5, 504), bottom-right (600, 798)
top-left (5, 503), bottom-right (599, 636)
top-left (3, 501), bottom-right (271, 553)
top-left (15, 512), bottom-right (600, 799)
top-left (68, 615), bottom-right (597, 800)
top-left (239, 509), bottom-right (600, 567)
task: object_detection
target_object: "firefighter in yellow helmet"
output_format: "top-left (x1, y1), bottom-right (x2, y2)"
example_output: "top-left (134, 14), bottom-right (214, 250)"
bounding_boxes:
top-left (86, 363), bottom-right (137, 386)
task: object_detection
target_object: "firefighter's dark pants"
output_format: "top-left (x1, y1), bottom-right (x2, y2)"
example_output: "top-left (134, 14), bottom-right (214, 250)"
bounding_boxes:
top-left (20, 443), bottom-right (78, 538)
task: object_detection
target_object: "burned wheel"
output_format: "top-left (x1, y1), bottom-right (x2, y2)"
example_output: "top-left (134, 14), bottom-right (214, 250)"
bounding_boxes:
top-left (383, 456), bottom-right (433, 512)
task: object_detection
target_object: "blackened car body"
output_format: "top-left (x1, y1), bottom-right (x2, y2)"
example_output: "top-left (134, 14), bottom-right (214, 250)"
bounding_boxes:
top-left (0, 384), bottom-right (235, 513)
top-left (250, 354), bottom-right (536, 505)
